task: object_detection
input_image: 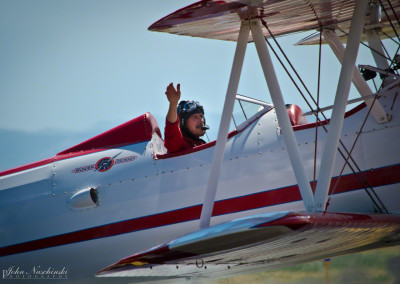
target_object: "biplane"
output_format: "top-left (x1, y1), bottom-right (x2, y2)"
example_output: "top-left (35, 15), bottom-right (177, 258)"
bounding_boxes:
top-left (1, 0), bottom-right (400, 283)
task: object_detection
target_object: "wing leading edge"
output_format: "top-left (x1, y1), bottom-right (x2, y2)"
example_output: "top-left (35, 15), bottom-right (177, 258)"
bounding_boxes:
top-left (96, 211), bottom-right (400, 279)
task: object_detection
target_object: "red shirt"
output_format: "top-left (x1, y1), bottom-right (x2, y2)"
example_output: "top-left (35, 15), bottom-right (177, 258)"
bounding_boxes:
top-left (164, 118), bottom-right (205, 153)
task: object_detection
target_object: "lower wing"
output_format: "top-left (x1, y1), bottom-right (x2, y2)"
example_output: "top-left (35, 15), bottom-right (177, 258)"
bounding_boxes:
top-left (97, 211), bottom-right (400, 279)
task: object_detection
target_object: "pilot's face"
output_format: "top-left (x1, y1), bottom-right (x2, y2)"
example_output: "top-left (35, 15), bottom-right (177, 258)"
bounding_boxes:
top-left (187, 113), bottom-right (205, 137)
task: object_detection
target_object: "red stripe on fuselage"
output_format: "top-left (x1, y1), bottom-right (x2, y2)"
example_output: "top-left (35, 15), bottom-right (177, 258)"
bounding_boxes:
top-left (0, 149), bottom-right (105, 177)
top-left (1, 163), bottom-right (399, 257)
top-left (0, 205), bottom-right (202, 257)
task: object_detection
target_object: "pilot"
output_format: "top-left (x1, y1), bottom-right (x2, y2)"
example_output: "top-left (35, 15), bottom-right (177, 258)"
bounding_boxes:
top-left (164, 82), bottom-right (209, 153)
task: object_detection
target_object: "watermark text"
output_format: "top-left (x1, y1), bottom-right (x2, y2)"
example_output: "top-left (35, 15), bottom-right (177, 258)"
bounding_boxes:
top-left (2, 266), bottom-right (68, 280)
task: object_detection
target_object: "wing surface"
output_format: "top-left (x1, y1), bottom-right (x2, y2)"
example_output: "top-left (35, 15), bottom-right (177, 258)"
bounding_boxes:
top-left (148, 0), bottom-right (400, 42)
top-left (97, 211), bottom-right (400, 279)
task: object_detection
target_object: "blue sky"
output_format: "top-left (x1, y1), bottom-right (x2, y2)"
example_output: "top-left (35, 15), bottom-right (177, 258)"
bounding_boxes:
top-left (0, 0), bottom-right (396, 171)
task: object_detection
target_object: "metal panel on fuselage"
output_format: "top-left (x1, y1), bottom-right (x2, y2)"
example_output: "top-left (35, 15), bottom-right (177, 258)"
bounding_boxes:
top-left (0, 164), bottom-right (54, 245)
top-left (53, 142), bottom-right (157, 235)
top-left (360, 95), bottom-right (400, 169)
top-left (359, 94), bottom-right (400, 213)
top-left (0, 141), bottom-right (155, 247)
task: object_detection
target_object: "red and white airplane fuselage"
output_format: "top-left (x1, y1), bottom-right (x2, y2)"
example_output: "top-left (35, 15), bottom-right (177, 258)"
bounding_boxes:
top-left (2, 0), bottom-right (400, 281)
top-left (1, 92), bottom-right (399, 282)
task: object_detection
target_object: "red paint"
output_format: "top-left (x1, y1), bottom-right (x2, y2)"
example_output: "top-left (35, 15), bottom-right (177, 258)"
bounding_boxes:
top-left (329, 164), bottom-right (400, 195)
top-left (0, 157), bottom-right (56, 177)
top-left (254, 211), bottom-right (400, 230)
top-left (148, 1), bottom-right (245, 31)
top-left (155, 107), bottom-right (268, 159)
top-left (287, 104), bottom-right (308, 126)
top-left (155, 129), bottom-right (240, 159)
top-left (157, 102), bottom-right (366, 159)
top-left (98, 211), bottom-right (400, 274)
top-left (293, 103), bottom-right (366, 131)
top-left (0, 205), bottom-right (202, 257)
top-left (0, 149), bottom-right (104, 177)
top-left (212, 185), bottom-right (302, 216)
top-left (95, 157), bottom-right (115, 172)
top-left (58, 112), bottom-right (160, 155)
top-left (163, 118), bottom-right (207, 153)
top-left (0, 113), bottom-right (160, 177)
top-left (1, 163), bottom-right (399, 257)
top-left (0, 101), bottom-right (366, 174)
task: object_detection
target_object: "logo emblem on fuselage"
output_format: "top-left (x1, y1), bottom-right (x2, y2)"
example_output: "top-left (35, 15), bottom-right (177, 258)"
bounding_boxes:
top-left (71, 155), bottom-right (137, 174)
top-left (95, 157), bottom-right (114, 172)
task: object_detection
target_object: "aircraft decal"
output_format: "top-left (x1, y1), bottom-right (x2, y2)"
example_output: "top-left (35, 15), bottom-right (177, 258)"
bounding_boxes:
top-left (95, 157), bottom-right (115, 172)
top-left (71, 155), bottom-right (138, 174)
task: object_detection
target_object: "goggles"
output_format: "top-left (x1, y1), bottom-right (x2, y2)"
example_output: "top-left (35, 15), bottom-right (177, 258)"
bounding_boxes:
top-left (178, 100), bottom-right (204, 115)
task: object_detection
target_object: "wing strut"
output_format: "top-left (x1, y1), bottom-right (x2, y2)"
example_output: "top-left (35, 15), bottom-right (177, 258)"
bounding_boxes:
top-left (250, 19), bottom-right (315, 212)
top-left (366, 1), bottom-right (392, 75)
top-left (322, 29), bottom-right (389, 123)
top-left (200, 17), bottom-right (317, 229)
top-left (200, 0), bottom-right (372, 224)
top-left (314, 0), bottom-right (369, 211)
top-left (199, 21), bottom-right (250, 229)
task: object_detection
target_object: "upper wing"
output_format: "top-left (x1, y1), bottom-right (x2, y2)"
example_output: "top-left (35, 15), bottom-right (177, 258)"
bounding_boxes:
top-left (148, 0), bottom-right (400, 42)
top-left (96, 211), bottom-right (400, 279)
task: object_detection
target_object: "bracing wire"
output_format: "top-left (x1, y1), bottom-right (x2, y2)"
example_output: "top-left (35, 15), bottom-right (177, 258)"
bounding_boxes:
top-left (313, 31), bottom-right (323, 192)
top-left (379, 0), bottom-right (400, 42)
top-left (260, 19), bottom-right (390, 212)
top-left (382, 0), bottom-right (400, 36)
top-left (326, 96), bottom-right (388, 213)
top-left (382, 30), bottom-right (400, 44)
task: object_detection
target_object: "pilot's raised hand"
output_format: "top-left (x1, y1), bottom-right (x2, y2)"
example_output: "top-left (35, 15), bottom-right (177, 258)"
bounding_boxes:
top-left (165, 83), bottom-right (181, 105)
top-left (165, 83), bottom-right (181, 124)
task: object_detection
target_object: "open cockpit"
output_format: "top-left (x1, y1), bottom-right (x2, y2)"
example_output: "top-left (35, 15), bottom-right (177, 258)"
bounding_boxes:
top-left (54, 95), bottom-right (311, 159)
